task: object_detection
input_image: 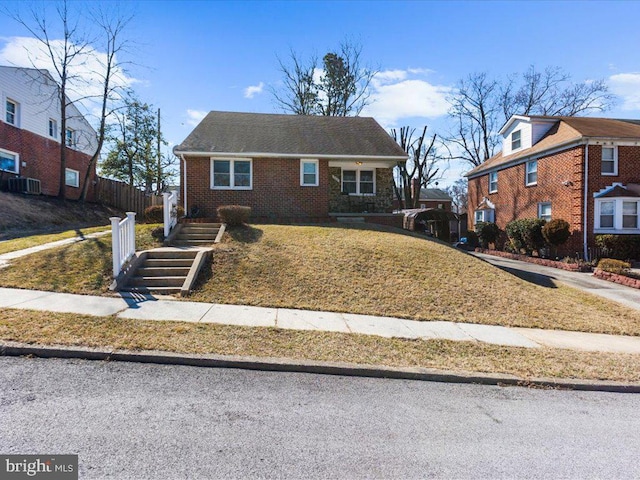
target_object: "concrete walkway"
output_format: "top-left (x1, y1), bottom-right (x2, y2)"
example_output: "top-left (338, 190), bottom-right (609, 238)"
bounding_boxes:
top-left (471, 251), bottom-right (640, 311)
top-left (1, 287), bottom-right (639, 355)
top-left (0, 230), bottom-right (110, 268)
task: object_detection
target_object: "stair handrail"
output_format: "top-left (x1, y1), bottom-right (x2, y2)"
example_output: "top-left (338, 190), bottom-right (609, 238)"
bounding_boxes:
top-left (110, 212), bottom-right (136, 278)
top-left (163, 191), bottom-right (178, 238)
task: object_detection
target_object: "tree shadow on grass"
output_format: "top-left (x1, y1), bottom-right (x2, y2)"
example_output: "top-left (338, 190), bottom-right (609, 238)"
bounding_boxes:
top-left (496, 265), bottom-right (558, 289)
top-left (225, 225), bottom-right (263, 244)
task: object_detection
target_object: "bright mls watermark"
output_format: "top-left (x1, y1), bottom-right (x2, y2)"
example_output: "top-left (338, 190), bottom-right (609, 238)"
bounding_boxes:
top-left (1, 455), bottom-right (77, 479)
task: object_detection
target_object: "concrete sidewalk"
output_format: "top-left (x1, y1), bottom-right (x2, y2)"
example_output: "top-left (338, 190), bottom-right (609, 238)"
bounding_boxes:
top-left (471, 251), bottom-right (640, 311)
top-left (1, 287), bottom-right (639, 355)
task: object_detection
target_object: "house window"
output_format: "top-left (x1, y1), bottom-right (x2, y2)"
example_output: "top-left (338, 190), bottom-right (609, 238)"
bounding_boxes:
top-left (623, 201), bottom-right (638, 229)
top-left (65, 128), bottom-right (75, 147)
top-left (489, 172), bottom-right (498, 193)
top-left (474, 209), bottom-right (495, 224)
top-left (0, 148), bottom-right (19, 173)
top-left (601, 146), bottom-right (618, 176)
top-left (511, 130), bottom-right (521, 150)
top-left (65, 168), bottom-right (79, 188)
top-left (526, 160), bottom-right (538, 186)
top-left (538, 202), bottom-right (552, 221)
top-left (300, 159), bottom-right (318, 186)
top-left (211, 158), bottom-right (252, 190)
top-left (342, 169), bottom-right (375, 195)
top-left (49, 119), bottom-right (58, 138)
top-left (599, 201), bottom-right (615, 229)
top-left (5, 99), bottom-right (17, 125)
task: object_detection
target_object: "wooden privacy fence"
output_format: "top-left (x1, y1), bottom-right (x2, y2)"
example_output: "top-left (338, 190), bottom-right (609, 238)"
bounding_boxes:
top-left (95, 176), bottom-right (162, 216)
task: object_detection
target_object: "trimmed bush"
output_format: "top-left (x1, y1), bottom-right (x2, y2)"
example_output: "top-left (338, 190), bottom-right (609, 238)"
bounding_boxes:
top-left (595, 234), bottom-right (640, 261)
top-left (597, 258), bottom-right (631, 275)
top-left (151, 226), bottom-right (165, 241)
top-left (542, 219), bottom-right (571, 247)
top-left (143, 204), bottom-right (185, 224)
top-left (505, 218), bottom-right (546, 255)
top-left (217, 205), bottom-right (251, 226)
top-left (466, 231), bottom-right (479, 248)
top-left (475, 222), bottom-right (500, 249)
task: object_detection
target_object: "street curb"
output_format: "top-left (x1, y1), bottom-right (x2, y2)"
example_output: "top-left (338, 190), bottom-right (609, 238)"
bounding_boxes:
top-left (1, 341), bottom-right (639, 393)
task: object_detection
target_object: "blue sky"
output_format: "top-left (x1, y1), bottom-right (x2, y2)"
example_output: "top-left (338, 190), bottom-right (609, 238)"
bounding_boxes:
top-left (2, 0), bottom-right (640, 185)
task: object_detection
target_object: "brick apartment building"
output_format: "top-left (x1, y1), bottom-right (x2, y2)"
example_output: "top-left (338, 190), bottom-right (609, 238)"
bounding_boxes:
top-left (466, 115), bottom-right (640, 258)
top-left (173, 111), bottom-right (408, 225)
top-left (0, 66), bottom-right (97, 199)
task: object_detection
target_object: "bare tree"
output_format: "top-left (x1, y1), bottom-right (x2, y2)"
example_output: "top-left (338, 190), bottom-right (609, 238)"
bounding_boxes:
top-left (448, 67), bottom-right (615, 167)
top-left (446, 178), bottom-right (468, 215)
top-left (271, 40), bottom-right (377, 116)
top-left (391, 126), bottom-right (447, 210)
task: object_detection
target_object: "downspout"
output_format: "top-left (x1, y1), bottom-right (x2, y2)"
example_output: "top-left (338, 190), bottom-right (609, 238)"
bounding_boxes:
top-left (181, 154), bottom-right (188, 215)
top-left (583, 141), bottom-right (589, 260)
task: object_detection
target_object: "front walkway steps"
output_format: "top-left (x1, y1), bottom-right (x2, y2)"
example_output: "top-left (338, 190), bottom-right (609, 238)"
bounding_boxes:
top-left (112, 222), bottom-right (226, 296)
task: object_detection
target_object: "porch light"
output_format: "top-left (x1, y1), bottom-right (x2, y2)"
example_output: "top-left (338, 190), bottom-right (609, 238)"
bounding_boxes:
top-left (355, 161), bottom-right (363, 165)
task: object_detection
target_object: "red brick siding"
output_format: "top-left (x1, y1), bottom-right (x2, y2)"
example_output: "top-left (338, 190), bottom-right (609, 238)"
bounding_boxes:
top-left (183, 156), bottom-right (330, 219)
top-left (0, 122), bottom-right (95, 200)
top-left (468, 146), bottom-right (584, 253)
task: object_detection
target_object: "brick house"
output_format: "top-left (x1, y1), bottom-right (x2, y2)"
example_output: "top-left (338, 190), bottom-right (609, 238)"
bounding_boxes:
top-left (0, 66), bottom-right (98, 199)
top-left (466, 115), bottom-right (640, 258)
top-left (173, 111), bottom-right (408, 224)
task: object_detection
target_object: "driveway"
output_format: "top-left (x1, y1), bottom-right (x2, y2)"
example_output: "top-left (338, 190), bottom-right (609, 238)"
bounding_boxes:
top-left (471, 252), bottom-right (640, 311)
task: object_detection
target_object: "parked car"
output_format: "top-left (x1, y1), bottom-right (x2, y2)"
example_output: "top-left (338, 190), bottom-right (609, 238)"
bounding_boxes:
top-left (453, 237), bottom-right (474, 251)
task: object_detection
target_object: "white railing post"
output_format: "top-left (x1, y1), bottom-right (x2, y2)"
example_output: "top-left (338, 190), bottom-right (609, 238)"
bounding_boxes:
top-left (126, 212), bottom-right (136, 258)
top-left (163, 191), bottom-right (177, 238)
top-left (110, 216), bottom-right (121, 278)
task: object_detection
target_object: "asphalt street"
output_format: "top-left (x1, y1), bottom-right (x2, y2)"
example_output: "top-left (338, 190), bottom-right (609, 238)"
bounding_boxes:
top-left (1, 356), bottom-right (639, 479)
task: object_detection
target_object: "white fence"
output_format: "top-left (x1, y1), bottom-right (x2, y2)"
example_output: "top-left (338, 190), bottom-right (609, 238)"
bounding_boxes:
top-left (110, 212), bottom-right (136, 277)
top-left (163, 191), bottom-right (178, 238)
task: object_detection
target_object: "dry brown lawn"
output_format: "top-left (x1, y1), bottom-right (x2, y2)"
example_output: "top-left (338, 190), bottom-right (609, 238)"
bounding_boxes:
top-left (1, 309), bottom-right (638, 382)
top-left (188, 224), bottom-right (640, 336)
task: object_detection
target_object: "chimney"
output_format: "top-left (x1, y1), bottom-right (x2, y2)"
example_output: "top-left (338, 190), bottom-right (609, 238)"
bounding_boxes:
top-left (411, 177), bottom-right (421, 201)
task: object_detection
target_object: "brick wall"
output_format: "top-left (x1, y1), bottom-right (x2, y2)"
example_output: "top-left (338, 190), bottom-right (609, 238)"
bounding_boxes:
top-left (183, 156), bottom-right (330, 219)
top-left (468, 145), bottom-right (584, 254)
top-left (0, 122), bottom-right (95, 200)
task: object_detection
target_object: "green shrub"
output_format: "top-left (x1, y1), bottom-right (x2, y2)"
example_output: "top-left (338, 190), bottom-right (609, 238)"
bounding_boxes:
top-left (505, 218), bottom-right (546, 254)
top-left (217, 205), bottom-right (251, 226)
top-left (542, 219), bottom-right (571, 247)
top-left (475, 222), bottom-right (500, 249)
top-left (597, 258), bottom-right (631, 275)
top-left (595, 234), bottom-right (640, 261)
top-left (143, 204), bottom-right (185, 224)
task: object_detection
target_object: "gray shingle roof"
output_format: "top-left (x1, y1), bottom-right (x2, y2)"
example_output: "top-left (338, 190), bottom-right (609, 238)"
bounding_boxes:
top-left (419, 188), bottom-right (452, 201)
top-left (173, 111), bottom-right (408, 159)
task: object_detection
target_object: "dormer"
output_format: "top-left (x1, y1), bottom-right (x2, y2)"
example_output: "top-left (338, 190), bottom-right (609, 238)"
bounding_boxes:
top-left (499, 115), bottom-right (558, 156)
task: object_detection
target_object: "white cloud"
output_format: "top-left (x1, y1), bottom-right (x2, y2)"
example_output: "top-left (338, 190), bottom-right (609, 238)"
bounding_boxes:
top-left (185, 109), bottom-right (207, 127)
top-left (0, 36), bottom-right (138, 114)
top-left (244, 81), bottom-right (264, 99)
top-left (609, 73), bottom-right (640, 110)
top-left (362, 69), bottom-right (452, 126)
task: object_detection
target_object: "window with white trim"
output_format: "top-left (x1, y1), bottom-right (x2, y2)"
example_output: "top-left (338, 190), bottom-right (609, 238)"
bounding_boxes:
top-left (5, 99), bottom-right (17, 125)
top-left (489, 171), bottom-right (498, 193)
top-left (474, 209), bottom-right (495, 224)
top-left (526, 160), bottom-right (538, 186)
top-left (342, 169), bottom-right (375, 195)
top-left (601, 146), bottom-right (618, 176)
top-left (595, 198), bottom-right (640, 232)
top-left (0, 148), bottom-right (19, 173)
top-left (511, 130), bottom-right (521, 150)
top-left (538, 202), bottom-right (552, 221)
top-left (211, 158), bottom-right (252, 189)
top-left (49, 119), bottom-right (58, 138)
top-left (300, 159), bottom-right (318, 186)
top-left (65, 128), bottom-right (75, 147)
top-left (65, 168), bottom-right (79, 188)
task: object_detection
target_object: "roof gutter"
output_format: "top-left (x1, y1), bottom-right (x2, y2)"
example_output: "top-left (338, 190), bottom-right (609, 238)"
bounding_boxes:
top-left (173, 150), bottom-right (408, 161)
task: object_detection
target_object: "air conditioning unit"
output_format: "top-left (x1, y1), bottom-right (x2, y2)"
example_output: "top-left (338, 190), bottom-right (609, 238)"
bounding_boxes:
top-left (8, 177), bottom-right (42, 195)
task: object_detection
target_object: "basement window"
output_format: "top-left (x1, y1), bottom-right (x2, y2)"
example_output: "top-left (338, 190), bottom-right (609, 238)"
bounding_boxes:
top-left (0, 148), bottom-right (18, 173)
top-left (65, 168), bottom-right (80, 188)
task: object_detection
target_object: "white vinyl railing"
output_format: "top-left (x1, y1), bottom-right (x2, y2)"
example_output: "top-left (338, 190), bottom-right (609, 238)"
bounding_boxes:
top-left (163, 190), bottom-right (178, 238)
top-left (110, 212), bottom-right (136, 278)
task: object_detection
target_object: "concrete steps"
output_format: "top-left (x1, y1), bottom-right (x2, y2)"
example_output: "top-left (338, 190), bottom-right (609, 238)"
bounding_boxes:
top-left (169, 223), bottom-right (220, 247)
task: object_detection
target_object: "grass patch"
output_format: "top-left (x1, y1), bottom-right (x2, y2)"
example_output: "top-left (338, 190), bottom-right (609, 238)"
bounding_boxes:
top-left (0, 226), bottom-right (109, 255)
top-left (0, 309), bottom-right (638, 382)
top-left (190, 224), bottom-right (640, 336)
top-left (0, 224), bottom-right (162, 294)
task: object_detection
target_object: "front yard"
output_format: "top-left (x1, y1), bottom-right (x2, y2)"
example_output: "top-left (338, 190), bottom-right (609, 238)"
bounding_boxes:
top-left (1, 223), bottom-right (639, 336)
